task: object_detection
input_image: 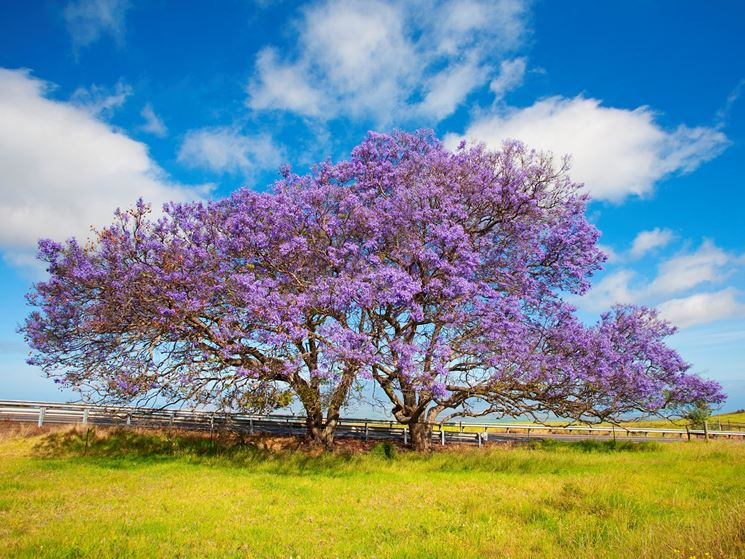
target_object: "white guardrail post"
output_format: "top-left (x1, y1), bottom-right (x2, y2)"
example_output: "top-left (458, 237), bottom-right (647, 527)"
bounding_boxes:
top-left (37, 407), bottom-right (45, 427)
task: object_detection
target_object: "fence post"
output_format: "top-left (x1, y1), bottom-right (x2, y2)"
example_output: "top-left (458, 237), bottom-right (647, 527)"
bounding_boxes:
top-left (704, 421), bottom-right (710, 442)
top-left (82, 409), bottom-right (89, 425)
top-left (440, 427), bottom-right (445, 446)
top-left (685, 425), bottom-right (691, 441)
top-left (612, 424), bottom-right (616, 443)
top-left (364, 422), bottom-right (369, 442)
top-left (459, 422), bottom-right (463, 433)
top-left (37, 407), bottom-right (45, 427)
top-left (169, 411), bottom-right (175, 427)
top-left (126, 413), bottom-right (131, 427)
top-left (403, 427), bottom-right (408, 446)
top-left (249, 417), bottom-right (254, 435)
top-left (477, 432), bottom-right (482, 448)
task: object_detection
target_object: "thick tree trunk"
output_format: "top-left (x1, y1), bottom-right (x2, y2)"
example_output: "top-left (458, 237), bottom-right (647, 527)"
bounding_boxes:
top-left (408, 421), bottom-right (433, 452)
top-left (295, 365), bottom-right (355, 450)
top-left (304, 411), bottom-right (336, 449)
top-left (306, 420), bottom-right (336, 449)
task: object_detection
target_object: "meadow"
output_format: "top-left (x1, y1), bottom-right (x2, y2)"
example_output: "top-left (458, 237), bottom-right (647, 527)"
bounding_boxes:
top-left (1, 425), bottom-right (743, 559)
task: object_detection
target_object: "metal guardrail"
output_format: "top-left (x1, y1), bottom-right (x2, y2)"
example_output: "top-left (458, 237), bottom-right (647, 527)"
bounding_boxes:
top-left (1, 399), bottom-right (743, 445)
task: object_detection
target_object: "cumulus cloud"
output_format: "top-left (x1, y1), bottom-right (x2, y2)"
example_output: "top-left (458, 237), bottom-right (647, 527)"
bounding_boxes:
top-left (578, 270), bottom-right (638, 313)
top-left (418, 58), bottom-right (484, 121)
top-left (630, 228), bottom-right (675, 258)
top-left (576, 239), bottom-right (744, 328)
top-left (445, 96), bottom-right (729, 202)
top-left (178, 127), bottom-right (284, 176)
top-left (139, 103), bottom-right (167, 137)
top-left (648, 241), bottom-right (730, 296)
top-left (246, 0), bottom-right (529, 124)
top-left (657, 289), bottom-right (745, 329)
top-left (247, 48), bottom-right (325, 117)
top-left (0, 68), bottom-right (206, 266)
top-left (63, 0), bottom-right (131, 51)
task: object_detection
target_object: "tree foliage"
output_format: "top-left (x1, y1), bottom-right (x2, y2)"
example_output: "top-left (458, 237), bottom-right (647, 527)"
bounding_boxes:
top-left (23, 131), bottom-right (724, 449)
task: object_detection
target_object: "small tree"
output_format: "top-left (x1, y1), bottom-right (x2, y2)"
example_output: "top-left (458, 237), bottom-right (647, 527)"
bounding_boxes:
top-left (685, 402), bottom-right (712, 430)
top-left (23, 130), bottom-right (724, 450)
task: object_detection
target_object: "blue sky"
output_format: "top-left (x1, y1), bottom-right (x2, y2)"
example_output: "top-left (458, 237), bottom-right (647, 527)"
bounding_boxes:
top-left (1, 0), bottom-right (744, 412)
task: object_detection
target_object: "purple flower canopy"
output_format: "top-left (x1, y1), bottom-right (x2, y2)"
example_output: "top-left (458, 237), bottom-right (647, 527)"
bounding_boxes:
top-left (22, 130), bottom-right (724, 447)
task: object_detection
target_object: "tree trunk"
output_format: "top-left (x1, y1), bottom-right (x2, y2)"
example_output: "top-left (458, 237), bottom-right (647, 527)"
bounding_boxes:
top-left (408, 421), bottom-right (433, 452)
top-left (306, 422), bottom-right (336, 449)
top-left (294, 364), bottom-right (355, 451)
top-left (305, 412), bottom-right (336, 449)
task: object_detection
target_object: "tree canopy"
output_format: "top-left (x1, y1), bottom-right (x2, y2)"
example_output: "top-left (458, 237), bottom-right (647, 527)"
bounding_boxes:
top-left (23, 130), bottom-right (724, 449)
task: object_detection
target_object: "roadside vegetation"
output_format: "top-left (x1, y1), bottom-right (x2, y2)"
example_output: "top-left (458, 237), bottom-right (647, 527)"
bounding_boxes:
top-left (1, 425), bottom-right (744, 558)
top-left (368, 409), bottom-right (745, 435)
top-left (609, 409), bottom-right (745, 429)
top-left (487, 410), bottom-right (745, 430)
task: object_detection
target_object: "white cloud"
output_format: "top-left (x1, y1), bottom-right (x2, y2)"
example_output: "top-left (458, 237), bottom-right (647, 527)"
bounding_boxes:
top-left (445, 96), bottom-right (728, 202)
top-left (140, 103), bottom-right (167, 137)
top-left (63, 0), bottom-right (131, 51)
top-left (648, 241), bottom-right (729, 296)
top-left (428, 0), bottom-right (525, 55)
top-left (578, 270), bottom-right (638, 313)
top-left (246, 0), bottom-right (529, 124)
top-left (715, 78), bottom-right (745, 128)
top-left (489, 57), bottom-right (526, 100)
top-left (630, 228), bottom-right (675, 258)
top-left (657, 289), bottom-right (745, 329)
top-left (0, 68), bottom-right (206, 265)
top-left (70, 80), bottom-right (132, 118)
top-left (576, 240), bottom-right (744, 328)
top-left (178, 127), bottom-right (284, 176)
top-left (247, 48), bottom-right (325, 117)
top-left (417, 59), bottom-right (483, 121)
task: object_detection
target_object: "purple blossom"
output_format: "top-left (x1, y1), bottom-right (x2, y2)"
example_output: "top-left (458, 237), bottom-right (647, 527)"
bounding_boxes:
top-left (21, 130), bottom-right (724, 448)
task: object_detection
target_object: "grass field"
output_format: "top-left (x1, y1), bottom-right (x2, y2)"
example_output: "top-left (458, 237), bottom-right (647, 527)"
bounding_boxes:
top-left (1, 426), bottom-right (744, 559)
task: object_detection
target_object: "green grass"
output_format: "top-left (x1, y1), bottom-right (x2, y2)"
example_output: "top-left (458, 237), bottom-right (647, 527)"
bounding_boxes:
top-left (1, 427), bottom-right (744, 559)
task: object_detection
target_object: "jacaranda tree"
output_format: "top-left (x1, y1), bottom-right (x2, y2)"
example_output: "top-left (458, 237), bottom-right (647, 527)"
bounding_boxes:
top-left (23, 130), bottom-right (724, 450)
